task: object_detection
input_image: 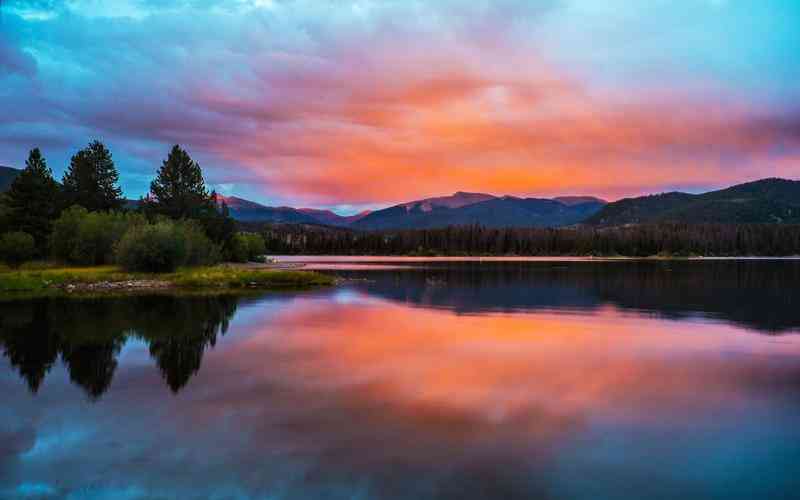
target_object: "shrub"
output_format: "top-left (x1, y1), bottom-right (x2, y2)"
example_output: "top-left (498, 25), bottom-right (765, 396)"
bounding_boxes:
top-left (115, 219), bottom-right (220, 272)
top-left (226, 232), bottom-right (266, 263)
top-left (115, 222), bottom-right (187, 272)
top-left (0, 195), bottom-right (11, 235)
top-left (226, 233), bottom-right (250, 263)
top-left (0, 231), bottom-right (36, 268)
top-left (245, 232), bottom-right (266, 261)
top-left (178, 220), bottom-right (221, 267)
top-left (51, 206), bottom-right (145, 265)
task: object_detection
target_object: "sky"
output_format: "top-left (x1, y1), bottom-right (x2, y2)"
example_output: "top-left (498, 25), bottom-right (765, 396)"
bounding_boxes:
top-left (1, 0), bottom-right (799, 213)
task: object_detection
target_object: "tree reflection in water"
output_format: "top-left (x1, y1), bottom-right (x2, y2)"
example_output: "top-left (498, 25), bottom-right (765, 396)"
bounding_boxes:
top-left (0, 294), bottom-right (239, 399)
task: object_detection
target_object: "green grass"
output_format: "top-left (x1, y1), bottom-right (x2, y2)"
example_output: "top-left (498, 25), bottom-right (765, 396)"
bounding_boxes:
top-left (168, 266), bottom-right (335, 289)
top-left (0, 264), bottom-right (334, 295)
top-left (0, 266), bottom-right (136, 292)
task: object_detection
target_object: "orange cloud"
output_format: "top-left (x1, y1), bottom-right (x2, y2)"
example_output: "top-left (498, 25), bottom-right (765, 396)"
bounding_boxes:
top-left (188, 28), bottom-right (800, 205)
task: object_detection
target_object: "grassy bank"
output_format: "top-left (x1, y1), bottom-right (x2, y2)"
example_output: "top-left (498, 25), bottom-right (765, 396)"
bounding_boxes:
top-left (0, 263), bottom-right (334, 296)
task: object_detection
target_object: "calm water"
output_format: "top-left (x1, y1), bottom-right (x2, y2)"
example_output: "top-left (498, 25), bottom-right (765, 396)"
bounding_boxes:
top-left (2, 259), bottom-right (800, 499)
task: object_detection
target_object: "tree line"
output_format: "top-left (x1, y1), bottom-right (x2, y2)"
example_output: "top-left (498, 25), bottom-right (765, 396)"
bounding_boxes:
top-left (0, 142), bottom-right (264, 270)
top-left (252, 222), bottom-right (800, 257)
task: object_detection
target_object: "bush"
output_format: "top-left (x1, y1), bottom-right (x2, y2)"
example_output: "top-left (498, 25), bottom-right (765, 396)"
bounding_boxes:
top-left (226, 232), bottom-right (266, 263)
top-left (245, 232), bottom-right (266, 261)
top-left (0, 232), bottom-right (36, 268)
top-left (115, 222), bottom-right (187, 272)
top-left (179, 220), bottom-right (221, 267)
top-left (0, 195), bottom-right (10, 235)
top-left (115, 219), bottom-right (220, 272)
top-left (226, 233), bottom-right (250, 263)
top-left (51, 206), bottom-right (144, 265)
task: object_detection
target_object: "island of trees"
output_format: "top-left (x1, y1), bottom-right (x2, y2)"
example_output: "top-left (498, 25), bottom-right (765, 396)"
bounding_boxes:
top-left (0, 142), bottom-right (268, 271)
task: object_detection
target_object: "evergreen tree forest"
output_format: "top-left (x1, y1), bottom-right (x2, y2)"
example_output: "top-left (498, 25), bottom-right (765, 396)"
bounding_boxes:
top-left (0, 142), bottom-right (249, 270)
top-left (251, 222), bottom-right (800, 257)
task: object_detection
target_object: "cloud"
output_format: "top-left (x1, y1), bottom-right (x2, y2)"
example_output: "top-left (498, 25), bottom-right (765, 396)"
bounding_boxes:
top-left (0, 0), bottom-right (798, 205)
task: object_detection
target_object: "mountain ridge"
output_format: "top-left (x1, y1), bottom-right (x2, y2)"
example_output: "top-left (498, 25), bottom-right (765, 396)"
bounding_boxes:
top-left (0, 166), bottom-right (20, 193)
top-left (4, 169), bottom-right (798, 229)
top-left (297, 208), bottom-right (372, 226)
top-left (353, 194), bottom-right (606, 230)
top-left (587, 178), bottom-right (800, 225)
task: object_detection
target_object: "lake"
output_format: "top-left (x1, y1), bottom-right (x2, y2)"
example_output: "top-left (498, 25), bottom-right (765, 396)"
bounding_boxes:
top-left (2, 258), bottom-right (800, 499)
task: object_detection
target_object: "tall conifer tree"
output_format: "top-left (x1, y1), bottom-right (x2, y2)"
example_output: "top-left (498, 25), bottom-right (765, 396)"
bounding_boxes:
top-left (62, 140), bottom-right (123, 211)
top-left (6, 148), bottom-right (60, 250)
top-left (145, 145), bottom-right (215, 219)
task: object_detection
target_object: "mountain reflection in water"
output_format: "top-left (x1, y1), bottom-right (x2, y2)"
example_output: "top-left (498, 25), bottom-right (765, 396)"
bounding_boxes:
top-left (1, 260), bottom-right (800, 499)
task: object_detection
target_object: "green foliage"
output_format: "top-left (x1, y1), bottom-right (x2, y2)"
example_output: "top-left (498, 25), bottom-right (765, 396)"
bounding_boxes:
top-left (0, 194), bottom-right (10, 235)
top-left (226, 233), bottom-right (250, 263)
top-left (0, 232), bottom-right (36, 268)
top-left (170, 266), bottom-right (334, 289)
top-left (5, 149), bottom-right (60, 251)
top-left (256, 221), bottom-right (800, 257)
top-left (143, 145), bottom-right (215, 219)
top-left (51, 206), bottom-right (145, 265)
top-left (180, 220), bottom-right (222, 267)
top-left (115, 219), bottom-right (220, 272)
top-left (226, 232), bottom-right (267, 263)
top-left (0, 266), bottom-right (137, 293)
top-left (0, 264), bottom-right (332, 297)
top-left (198, 196), bottom-right (237, 245)
top-left (62, 140), bottom-right (124, 211)
top-left (245, 232), bottom-right (266, 260)
top-left (115, 222), bottom-right (188, 273)
top-left (140, 145), bottom-right (236, 248)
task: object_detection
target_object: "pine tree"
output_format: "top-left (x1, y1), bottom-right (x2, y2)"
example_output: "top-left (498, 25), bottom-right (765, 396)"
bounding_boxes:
top-left (62, 140), bottom-right (123, 211)
top-left (143, 145), bottom-right (235, 245)
top-left (145, 145), bottom-right (215, 219)
top-left (6, 148), bottom-right (60, 251)
top-left (0, 194), bottom-right (11, 234)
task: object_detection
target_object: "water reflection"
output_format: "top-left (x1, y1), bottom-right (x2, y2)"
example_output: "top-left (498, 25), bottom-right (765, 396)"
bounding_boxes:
top-left (335, 259), bottom-right (800, 333)
top-left (2, 262), bottom-right (800, 499)
top-left (0, 295), bottom-right (238, 398)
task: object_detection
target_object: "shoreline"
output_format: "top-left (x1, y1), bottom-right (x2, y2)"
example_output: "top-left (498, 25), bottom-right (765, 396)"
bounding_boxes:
top-left (0, 263), bottom-right (335, 299)
top-left (270, 255), bottom-right (800, 262)
top-left (3, 256), bottom-right (798, 299)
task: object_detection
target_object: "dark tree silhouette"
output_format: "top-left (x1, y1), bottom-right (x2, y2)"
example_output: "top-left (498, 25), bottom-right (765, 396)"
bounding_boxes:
top-left (0, 193), bottom-right (10, 234)
top-left (0, 302), bottom-right (60, 393)
top-left (62, 140), bottom-right (124, 211)
top-left (5, 148), bottom-right (60, 250)
top-left (141, 145), bottom-right (235, 247)
top-left (0, 296), bottom-right (239, 398)
top-left (61, 340), bottom-right (123, 400)
top-left (143, 145), bottom-right (216, 220)
top-left (248, 222), bottom-right (800, 257)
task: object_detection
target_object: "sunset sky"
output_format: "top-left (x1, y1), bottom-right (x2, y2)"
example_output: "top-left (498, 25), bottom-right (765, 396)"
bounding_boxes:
top-left (1, 0), bottom-right (799, 213)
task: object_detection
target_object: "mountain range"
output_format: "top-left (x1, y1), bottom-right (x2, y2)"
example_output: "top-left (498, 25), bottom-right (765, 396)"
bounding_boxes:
top-left (1, 164), bottom-right (798, 228)
top-left (350, 192), bottom-right (607, 230)
top-left (219, 196), bottom-right (372, 226)
top-left (0, 166), bottom-right (19, 193)
top-left (587, 178), bottom-right (800, 225)
top-left (223, 191), bottom-right (608, 229)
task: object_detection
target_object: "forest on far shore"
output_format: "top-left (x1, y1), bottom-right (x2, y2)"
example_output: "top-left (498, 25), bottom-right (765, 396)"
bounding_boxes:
top-left (246, 221), bottom-right (800, 257)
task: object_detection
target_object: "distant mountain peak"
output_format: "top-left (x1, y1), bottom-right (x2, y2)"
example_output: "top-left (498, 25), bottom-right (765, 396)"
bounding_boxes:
top-left (298, 207), bottom-right (372, 225)
top-left (0, 166), bottom-right (21, 193)
top-left (586, 177), bottom-right (800, 226)
top-left (400, 191), bottom-right (496, 212)
top-left (553, 196), bottom-right (607, 206)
